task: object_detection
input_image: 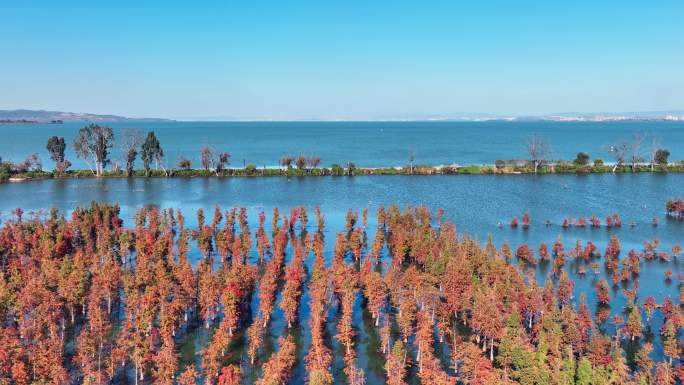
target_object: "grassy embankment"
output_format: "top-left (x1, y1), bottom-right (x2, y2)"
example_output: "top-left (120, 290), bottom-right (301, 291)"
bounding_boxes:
top-left (2, 161), bottom-right (683, 182)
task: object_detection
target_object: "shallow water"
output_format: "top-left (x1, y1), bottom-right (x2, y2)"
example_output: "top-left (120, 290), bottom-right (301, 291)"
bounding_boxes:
top-left (1, 120), bottom-right (683, 168)
top-left (1, 174), bottom-right (682, 382)
top-left (1, 174), bottom-right (681, 242)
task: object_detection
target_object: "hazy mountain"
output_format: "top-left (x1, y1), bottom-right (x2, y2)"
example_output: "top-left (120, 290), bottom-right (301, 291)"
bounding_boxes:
top-left (368, 111), bottom-right (684, 122)
top-left (2, 109), bottom-right (683, 123)
top-left (0, 109), bottom-right (172, 123)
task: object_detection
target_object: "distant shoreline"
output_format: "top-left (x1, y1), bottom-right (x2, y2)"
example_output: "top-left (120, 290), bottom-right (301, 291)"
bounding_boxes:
top-left (3, 108), bottom-right (684, 123)
top-left (0, 119), bottom-right (63, 124)
top-left (0, 119), bottom-right (39, 124)
top-left (1, 118), bottom-right (683, 125)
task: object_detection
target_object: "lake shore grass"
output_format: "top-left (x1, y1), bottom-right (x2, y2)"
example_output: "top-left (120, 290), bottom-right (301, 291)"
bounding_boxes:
top-left (2, 162), bottom-right (684, 182)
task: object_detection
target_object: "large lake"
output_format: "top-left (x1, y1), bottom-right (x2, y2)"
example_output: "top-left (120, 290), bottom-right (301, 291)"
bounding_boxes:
top-left (1, 120), bottom-right (683, 168)
top-left (2, 121), bottom-right (684, 383)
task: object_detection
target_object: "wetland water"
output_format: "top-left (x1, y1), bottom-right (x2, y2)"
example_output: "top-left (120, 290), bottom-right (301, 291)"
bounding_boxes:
top-left (1, 174), bottom-right (683, 383)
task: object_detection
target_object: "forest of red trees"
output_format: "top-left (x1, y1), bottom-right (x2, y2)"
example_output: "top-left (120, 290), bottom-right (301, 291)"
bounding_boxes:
top-left (0, 203), bottom-right (683, 385)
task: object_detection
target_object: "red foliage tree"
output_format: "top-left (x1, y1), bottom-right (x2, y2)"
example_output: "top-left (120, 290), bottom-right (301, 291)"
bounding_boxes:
top-left (515, 244), bottom-right (536, 264)
top-left (255, 336), bottom-right (296, 385)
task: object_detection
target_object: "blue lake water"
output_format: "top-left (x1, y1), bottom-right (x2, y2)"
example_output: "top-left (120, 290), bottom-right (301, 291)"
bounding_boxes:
top-left (1, 120), bottom-right (683, 168)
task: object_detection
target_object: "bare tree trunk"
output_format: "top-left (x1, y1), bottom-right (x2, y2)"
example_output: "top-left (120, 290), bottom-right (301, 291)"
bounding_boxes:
top-left (490, 338), bottom-right (494, 361)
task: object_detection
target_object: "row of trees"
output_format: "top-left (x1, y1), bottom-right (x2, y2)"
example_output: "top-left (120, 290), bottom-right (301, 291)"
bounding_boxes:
top-left (523, 133), bottom-right (671, 173)
top-left (9, 126), bottom-right (674, 178)
top-left (1, 127), bottom-right (677, 178)
top-left (49, 125), bottom-right (165, 176)
top-left (279, 154), bottom-right (321, 171)
top-left (1, 203), bottom-right (684, 384)
top-left (39, 125), bottom-right (328, 177)
top-left (45, 125), bottom-right (230, 177)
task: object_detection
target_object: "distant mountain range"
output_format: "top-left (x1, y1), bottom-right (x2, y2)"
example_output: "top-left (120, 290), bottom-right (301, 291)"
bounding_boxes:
top-left (369, 111), bottom-right (684, 122)
top-left (179, 110), bottom-right (684, 122)
top-left (2, 109), bottom-right (683, 123)
top-left (0, 109), bottom-right (173, 123)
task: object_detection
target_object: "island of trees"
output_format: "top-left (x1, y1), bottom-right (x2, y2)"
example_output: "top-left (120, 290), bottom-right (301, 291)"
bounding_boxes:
top-left (0, 125), bottom-right (680, 181)
top-left (0, 119), bottom-right (39, 124)
top-left (0, 204), bottom-right (683, 385)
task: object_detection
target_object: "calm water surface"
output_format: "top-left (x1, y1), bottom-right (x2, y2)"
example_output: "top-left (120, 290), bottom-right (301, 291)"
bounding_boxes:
top-left (1, 174), bottom-right (682, 383)
top-left (1, 121), bottom-right (683, 168)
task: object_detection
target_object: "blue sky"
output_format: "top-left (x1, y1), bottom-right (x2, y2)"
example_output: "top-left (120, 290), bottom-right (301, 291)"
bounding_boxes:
top-left (1, 1), bottom-right (682, 119)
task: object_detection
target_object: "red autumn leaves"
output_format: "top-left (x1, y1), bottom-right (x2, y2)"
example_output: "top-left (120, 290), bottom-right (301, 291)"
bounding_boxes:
top-left (1, 203), bottom-right (684, 385)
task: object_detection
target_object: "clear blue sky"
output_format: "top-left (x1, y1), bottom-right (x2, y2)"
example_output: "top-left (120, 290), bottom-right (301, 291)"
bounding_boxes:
top-left (1, 0), bottom-right (682, 120)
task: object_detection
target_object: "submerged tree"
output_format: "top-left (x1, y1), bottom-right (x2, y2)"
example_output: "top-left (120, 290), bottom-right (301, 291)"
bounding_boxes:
top-left (0, 204), bottom-right (681, 385)
top-left (255, 336), bottom-right (296, 385)
top-left (386, 340), bottom-right (409, 385)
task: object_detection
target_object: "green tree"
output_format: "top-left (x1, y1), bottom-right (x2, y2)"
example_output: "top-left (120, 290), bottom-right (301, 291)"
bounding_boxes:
top-left (608, 348), bottom-right (630, 384)
top-left (331, 164), bottom-right (344, 176)
top-left (46, 136), bottom-right (65, 164)
top-left (46, 136), bottom-right (70, 174)
top-left (245, 163), bottom-right (257, 175)
top-left (141, 131), bottom-right (164, 175)
top-left (574, 152), bottom-right (590, 166)
top-left (497, 312), bottom-right (523, 369)
top-left (655, 149), bottom-right (670, 165)
top-left (559, 348), bottom-right (576, 385)
top-left (576, 357), bottom-right (593, 385)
